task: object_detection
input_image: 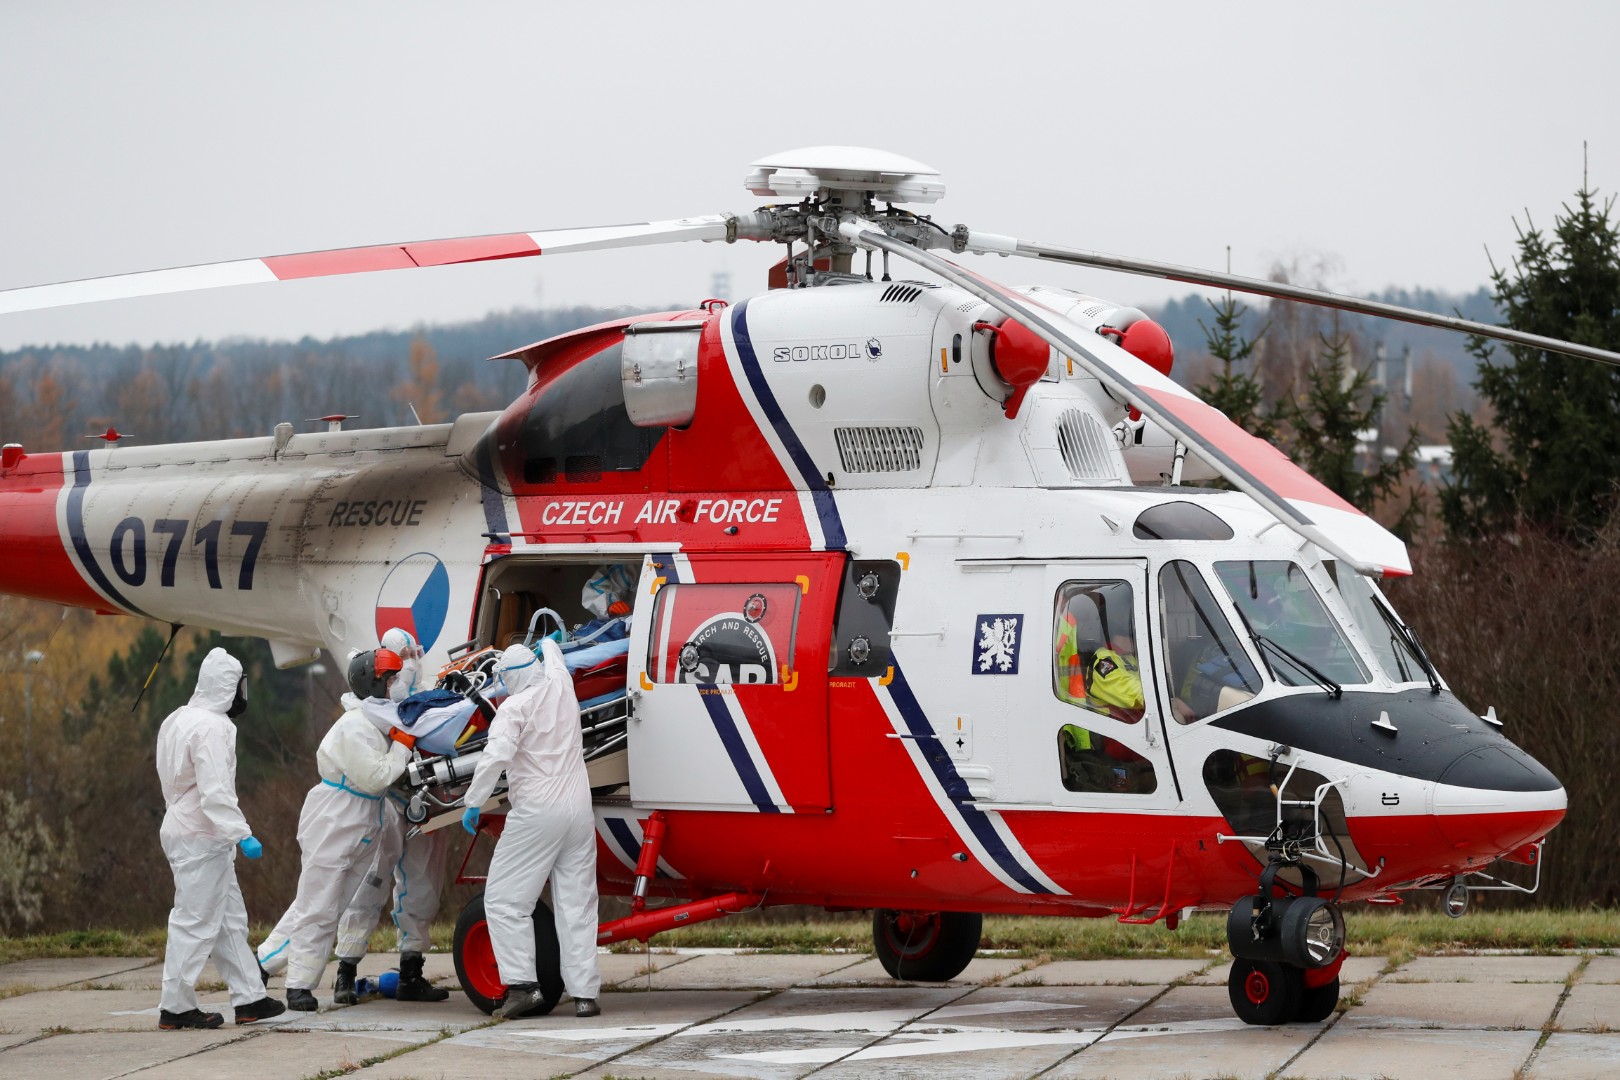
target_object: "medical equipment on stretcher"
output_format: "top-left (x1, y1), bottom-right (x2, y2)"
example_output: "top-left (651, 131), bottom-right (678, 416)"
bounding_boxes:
top-left (394, 613), bottom-right (632, 831)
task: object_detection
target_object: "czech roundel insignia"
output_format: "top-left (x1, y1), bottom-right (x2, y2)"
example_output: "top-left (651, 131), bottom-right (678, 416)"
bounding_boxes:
top-left (374, 553), bottom-right (451, 651)
top-left (973, 613), bottom-right (1022, 675)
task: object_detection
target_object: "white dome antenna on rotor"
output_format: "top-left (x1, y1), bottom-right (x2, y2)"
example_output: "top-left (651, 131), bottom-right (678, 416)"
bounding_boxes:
top-left (745, 147), bottom-right (945, 205)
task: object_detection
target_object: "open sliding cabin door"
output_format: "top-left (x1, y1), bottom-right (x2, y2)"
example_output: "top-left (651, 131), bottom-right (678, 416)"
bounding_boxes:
top-left (626, 551), bottom-right (838, 812)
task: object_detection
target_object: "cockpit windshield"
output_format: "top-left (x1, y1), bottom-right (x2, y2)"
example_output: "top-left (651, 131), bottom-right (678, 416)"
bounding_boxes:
top-left (1214, 560), bottom-right (1370, 689)
top-left (1158, 560), bottom-right (1261, 722)
top-left (1325, 562), bottom-right (1438, 687)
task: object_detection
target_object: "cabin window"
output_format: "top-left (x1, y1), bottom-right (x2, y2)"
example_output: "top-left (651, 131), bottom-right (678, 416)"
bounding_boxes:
top-left (1057, 725), bottom-right (1157, 794)
top-left (1133, 501), bottom-right (1235, 541)
top-left (515, 342), bottom-right (661, 484)
top-left (1052, 580), bottom-right (1144, 724)
top-left (644, 582), bottom-right (801, 685)
top-left (1214, 560), bottom-right (1371, 687)
top-left (1158, 560), bottom-right (1261, 723)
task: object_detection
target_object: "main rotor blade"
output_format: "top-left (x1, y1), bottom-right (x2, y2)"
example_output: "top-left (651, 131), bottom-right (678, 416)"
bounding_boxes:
top-left (964, 232), bottom-right (1620, 368)
top-left (841, 222), bottom-right (1410, 577)
top-left (0, 216), bottom-right (734, 316)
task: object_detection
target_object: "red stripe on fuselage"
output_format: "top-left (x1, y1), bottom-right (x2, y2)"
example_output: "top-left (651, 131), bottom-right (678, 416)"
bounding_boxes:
top-left (263, 234), bottom-right (540, 280)
top-left (0, 453), bottom-right (117, 611)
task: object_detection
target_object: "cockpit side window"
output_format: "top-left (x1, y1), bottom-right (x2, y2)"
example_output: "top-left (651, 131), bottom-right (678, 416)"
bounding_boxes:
top-left (1052, 580), bottom-right (1144, 724)
top-left (1325, 562), bottom-right (1431, 685)
top-left (1158, 561), bottom-right (1261, 723)
top-left (1214, 560), bottom-right (1371, 687)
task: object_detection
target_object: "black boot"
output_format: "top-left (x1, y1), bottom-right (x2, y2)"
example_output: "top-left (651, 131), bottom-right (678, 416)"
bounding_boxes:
top-left (494, 982), bottom-right (545, 1020)
top-left (332, 959), bottom-right (359, 1006)
top-left (396, 951), bottom-right (449, 1002)
top-left (574, 997), bottom-right (601, 1018)
top-left (235, 996), bottom-right (287, 1024)
top-left (286, 987), bottom-right (319, 1012)
top-left (159, 1008), bottom-right (223, 1030)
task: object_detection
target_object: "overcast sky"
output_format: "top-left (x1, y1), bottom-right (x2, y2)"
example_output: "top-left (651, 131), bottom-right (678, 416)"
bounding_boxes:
top-left (1, 1), bottom-right (1615, 351)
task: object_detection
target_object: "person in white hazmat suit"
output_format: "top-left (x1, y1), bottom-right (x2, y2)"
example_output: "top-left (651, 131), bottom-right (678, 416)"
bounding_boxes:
top-left (255, 648), bottom-right (421, 1011)
top-left (461, 640), bottom-right (602, 1020)
top-left (326, 627), bottom-right (451, 1005)
top-left (155, 647), bottom-right (286, 1029)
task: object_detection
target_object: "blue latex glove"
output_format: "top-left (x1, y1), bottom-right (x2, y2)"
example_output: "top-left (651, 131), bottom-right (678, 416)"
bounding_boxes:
top-left (239, 836), bottom-right (263, 859)
top-left (461, 806), bottom-right (481, 834)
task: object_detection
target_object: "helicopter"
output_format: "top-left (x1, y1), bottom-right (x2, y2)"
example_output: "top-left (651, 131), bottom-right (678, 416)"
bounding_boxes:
top-left (0, 147), bottom-right (1586, 1025)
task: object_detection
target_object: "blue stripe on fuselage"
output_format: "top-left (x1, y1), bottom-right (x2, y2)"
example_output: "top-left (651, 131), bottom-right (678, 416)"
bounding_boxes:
top-left (886, 659), bottom-right (1052, 894)
top-left (729, 300), bottom-right (847, 550)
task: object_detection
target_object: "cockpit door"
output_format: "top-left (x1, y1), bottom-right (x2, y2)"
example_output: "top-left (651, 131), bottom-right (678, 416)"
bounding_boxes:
top-left (1027, 559), bottom-right (1181, 808)
top-left (626, 550), bottom-right (837, 812)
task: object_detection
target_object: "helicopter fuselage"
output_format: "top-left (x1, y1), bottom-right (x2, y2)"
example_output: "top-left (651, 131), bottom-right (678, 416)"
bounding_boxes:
top-left (0, 279), bottom-right (1564, 919)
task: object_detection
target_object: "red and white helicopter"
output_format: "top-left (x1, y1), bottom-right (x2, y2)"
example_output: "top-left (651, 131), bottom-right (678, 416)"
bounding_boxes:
top-left (0, 148), bottom-right (1590, 1024)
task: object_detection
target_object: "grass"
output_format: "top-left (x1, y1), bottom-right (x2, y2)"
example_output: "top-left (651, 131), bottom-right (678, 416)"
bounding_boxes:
top-left (612, 908), bottom-right (1620, 959)
top-left (4, 909), bottom-right (1618, 967)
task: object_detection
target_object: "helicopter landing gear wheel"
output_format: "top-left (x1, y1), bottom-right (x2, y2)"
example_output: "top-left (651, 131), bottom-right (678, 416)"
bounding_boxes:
top-left (871, 909), bottom-right (982, 982)
top-left (1295, 975), bottom-right (1340, 1023)
top-left (453, 893), bottom-right (564, 1016)
top-left (1228, 957), bottom-right (1304, 1025)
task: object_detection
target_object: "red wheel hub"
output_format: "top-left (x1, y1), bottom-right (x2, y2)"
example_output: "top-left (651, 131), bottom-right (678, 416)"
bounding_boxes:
top-left (883, 911), bottom-right (941, 958)
top-left (462, 920), bottom-right (505, 1001)
top-left (1244, 969), bottom-right (1271, 1005)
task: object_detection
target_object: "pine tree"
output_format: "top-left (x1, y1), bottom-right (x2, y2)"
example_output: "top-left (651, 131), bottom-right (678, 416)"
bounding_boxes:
top-left (1273, 334), bottom-right (1420, 524)
top-left (1194, 293), bottom-right (1276, 441)
top-left (1442, 179), bottom-right (1620, 539)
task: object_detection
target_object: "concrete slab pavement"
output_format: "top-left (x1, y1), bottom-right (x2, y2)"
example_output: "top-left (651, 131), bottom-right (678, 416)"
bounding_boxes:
top-left (0, 957), bottom-right (157, 991)
top-left (3, 950), bottom-right (1619, 1077)
top-left (1550, 982), bottom-right (1620, 1031)
top-left (1387, 954), bottom-right (1582, 983)
top-left (1347, 981), bottom-right (1565, 1029)
top-left (1004, 958), bottom-right (1209, 986)
top-left (1286, 1026), bottom-right (1543, 1080)
top-left (802, 955), bottom-right (1033, 986)
top-left (0, 1028), bottom-right (243, 1080)
top-left (1527, 1033), bottom-right (1620, 1079)
top-left (121, 1029), bottom-right (440, 1079)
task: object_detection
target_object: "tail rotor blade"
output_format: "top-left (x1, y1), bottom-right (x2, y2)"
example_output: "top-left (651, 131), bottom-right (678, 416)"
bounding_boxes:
top-left (0, 216), bottom-right (735, 316)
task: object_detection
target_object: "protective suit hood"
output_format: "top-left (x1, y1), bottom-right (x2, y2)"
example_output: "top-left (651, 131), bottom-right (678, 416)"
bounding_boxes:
top-left (494, 643), bottom-right (552, 697)
top-left (189, 648), bottom-right (244, 715)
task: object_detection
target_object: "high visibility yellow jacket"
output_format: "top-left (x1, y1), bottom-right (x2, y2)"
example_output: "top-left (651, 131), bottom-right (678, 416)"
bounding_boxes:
top-left (1088, 648), bottom-right (1144, 713)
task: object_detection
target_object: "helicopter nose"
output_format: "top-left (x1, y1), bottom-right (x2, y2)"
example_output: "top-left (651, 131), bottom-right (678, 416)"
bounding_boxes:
top-left (1431, 743), bottom-right (1566, 854)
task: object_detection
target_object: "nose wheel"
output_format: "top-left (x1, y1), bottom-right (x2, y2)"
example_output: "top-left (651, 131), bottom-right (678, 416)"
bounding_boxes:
top-left (1225, 860), bottom-right (1347, 1024)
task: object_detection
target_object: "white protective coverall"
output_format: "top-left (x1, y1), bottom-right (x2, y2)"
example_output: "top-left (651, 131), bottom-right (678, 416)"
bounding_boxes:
top-left (332, 627), bottom-right (448, 961)
top-left (331, 802), bottom-right (449, 959)
top-left (156, 648), bottom-right (265, 1015)
top-left (463, 640), bottom-right (601, 998)
top-left (256, 694), bottom-right (411, 989)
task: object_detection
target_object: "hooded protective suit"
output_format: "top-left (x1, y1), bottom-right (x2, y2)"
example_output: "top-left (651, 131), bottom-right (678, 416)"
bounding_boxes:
top-left (331, 628), bottom-right (448, 962)
top-left (156, 648), bottom-right (264, 1015)
top-left (256, 693), bottom-right (412, 991)
top-left (463, 640), bottom-right (600, 998)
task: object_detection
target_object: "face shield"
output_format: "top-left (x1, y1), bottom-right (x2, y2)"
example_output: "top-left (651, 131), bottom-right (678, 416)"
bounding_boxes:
top-left (227, 676), bottom-right (248, 719)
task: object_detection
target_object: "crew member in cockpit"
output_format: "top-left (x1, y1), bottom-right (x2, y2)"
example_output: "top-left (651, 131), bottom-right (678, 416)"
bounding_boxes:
top-left (1088, 631), bottom-right (1144, 723)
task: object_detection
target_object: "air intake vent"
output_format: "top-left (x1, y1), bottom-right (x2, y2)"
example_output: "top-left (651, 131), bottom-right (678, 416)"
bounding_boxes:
top-left (1055, 409), bottom-right (1117, 481)
top-left (880, 284), bottom-right (925, 304)
top-left (834, 426), bottom-right (926, 473)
